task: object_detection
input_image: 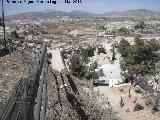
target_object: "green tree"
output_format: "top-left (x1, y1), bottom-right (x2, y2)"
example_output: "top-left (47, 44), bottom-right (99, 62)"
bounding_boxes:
top-left (69, 55), bottom-right (98, 80)
top-left (81, 48), bottom-right (89, 63)
top-left (134, 104), bottom-right (144, 112)
top-left (117, 38), bottom-right (130, 57)
top-left (10, 30), bottom-right (19, 38)
top-left (147, 38), bottom-right (160, 51)
top-left (118, 27), bottom-right (130, 35)
top-left (135, 21), bottom-right (145, 30)
top-left (69, 55), bottom-right (85, 78)
top-left (134, 35), bottom-right (144, 46)
top-left (118, 37), bottom-right (160, 82)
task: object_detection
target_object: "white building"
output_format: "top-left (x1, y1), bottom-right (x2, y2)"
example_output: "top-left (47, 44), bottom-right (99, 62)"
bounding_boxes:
top-left (95, 54), bottom-right (123, 87)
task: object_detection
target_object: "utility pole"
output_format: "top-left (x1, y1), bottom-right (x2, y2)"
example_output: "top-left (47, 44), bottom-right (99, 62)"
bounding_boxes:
top-left (2, 0), bottom-right (6, 48)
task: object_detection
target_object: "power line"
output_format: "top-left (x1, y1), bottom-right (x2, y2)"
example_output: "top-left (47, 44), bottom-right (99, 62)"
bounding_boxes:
top-left (2, 0), bottom-right (6, 47)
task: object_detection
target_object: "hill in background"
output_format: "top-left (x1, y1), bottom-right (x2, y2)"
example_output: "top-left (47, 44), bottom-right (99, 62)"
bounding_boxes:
top-left (7, 9), bottom-right (160, 19)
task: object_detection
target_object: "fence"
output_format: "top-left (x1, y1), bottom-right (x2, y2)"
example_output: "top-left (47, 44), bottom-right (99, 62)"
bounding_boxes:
top-left (0, 42), bottom-right (48, 120)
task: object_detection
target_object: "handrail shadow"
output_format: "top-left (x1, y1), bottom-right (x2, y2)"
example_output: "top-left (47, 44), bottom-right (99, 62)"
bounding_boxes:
top-left (53, 72), bottom-right (63, 108)
top-left (66, 74), bottom-right (79, 95)
top-left (60, 73), bottom-right (88, 120)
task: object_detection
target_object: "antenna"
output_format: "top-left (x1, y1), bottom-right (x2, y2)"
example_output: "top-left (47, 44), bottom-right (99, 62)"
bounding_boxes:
top-left (2, 0), bottom-right (6, 48)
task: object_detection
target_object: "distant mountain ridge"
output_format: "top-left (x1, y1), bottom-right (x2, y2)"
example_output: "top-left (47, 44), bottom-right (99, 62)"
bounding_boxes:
top-left (103, 9), bottom-right (160, 17)
top-left (7, 9), bottom-right (160, 19)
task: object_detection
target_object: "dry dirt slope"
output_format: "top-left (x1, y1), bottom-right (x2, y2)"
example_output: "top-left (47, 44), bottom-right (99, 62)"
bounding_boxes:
top-left (0, 49), bottom-right (119, 120)
top-left (46, 66), bottom-right (119, 120)
top-left (0, 50), bottom-right (33, 111)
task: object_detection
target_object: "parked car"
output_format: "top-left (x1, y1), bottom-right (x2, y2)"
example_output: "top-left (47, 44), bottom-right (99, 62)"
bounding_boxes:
top-left (93, 79), bottom-right (109, 86)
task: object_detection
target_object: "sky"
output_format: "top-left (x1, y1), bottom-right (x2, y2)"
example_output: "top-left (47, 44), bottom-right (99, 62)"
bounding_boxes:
top-left (2, 0), bottom-right (160, 16)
